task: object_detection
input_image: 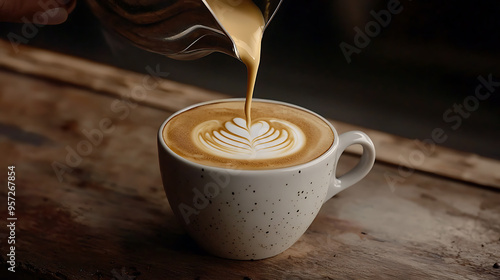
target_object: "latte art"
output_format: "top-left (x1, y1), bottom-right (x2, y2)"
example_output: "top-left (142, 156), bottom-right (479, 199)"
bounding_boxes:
top-left (163, 101), bottom-right (333, 170)
top-left (193, 118), bottom-right (305, 159)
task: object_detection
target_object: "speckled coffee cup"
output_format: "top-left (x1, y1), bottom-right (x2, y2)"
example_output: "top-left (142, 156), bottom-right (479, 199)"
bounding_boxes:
top-left (158, 99), bottom-right (375, 260)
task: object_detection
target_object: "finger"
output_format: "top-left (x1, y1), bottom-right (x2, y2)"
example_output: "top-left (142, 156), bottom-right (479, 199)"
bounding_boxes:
top-left (0, 0), bottom-right (75, 25)
top-left (33, 7), bottom-right (69, 25)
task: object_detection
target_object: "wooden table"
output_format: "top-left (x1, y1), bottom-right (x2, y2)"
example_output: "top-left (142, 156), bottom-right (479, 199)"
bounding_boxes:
top-left (0, 40), bottom-right (499, 280)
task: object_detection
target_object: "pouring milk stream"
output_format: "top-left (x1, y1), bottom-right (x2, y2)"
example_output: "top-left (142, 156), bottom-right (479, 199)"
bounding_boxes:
top-left (204, 0), bottom-right (265, 127)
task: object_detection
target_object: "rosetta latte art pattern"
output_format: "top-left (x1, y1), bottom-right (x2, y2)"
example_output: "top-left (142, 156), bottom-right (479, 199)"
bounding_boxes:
top-left (193, 118), bottom-right (306, 159)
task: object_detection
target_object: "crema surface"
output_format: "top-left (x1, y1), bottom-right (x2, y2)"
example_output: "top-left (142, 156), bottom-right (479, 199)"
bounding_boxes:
top-left (163, 101), bottom-right (334, 169)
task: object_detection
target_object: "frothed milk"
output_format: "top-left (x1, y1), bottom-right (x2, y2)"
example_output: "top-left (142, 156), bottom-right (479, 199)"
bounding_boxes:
top-left (163, 100), bottom-right (334, 169)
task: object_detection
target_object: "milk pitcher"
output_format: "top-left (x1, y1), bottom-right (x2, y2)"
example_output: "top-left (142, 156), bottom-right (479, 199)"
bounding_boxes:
top-left (86, 0), bottom-right (283, 60)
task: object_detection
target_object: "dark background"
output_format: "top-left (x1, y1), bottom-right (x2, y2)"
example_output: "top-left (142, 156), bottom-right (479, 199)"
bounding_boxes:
top-left (1, 0), bottom-right (499, 159)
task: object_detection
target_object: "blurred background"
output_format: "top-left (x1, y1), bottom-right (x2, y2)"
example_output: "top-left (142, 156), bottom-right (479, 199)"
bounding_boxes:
top-left (1, 0), bottom-right (499, 159)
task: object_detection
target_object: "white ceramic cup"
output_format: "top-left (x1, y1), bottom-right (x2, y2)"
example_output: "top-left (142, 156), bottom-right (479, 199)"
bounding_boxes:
top-left (158, 99), bottom-right (376, 260)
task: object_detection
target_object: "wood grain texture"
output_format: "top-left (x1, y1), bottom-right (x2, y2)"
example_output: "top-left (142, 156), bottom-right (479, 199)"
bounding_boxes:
top-left (333, 122), bottom-right (500, 190)
top-left (0, 39), bottom-right (227, 112)
top-left (0, 69), bottom-right (499, 279)
top-left (0, 39), bottom-right (499, 189)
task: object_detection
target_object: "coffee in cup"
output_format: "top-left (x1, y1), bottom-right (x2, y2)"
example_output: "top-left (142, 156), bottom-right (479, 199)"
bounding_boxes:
top-left (163, 100), bottom-right (334, 170)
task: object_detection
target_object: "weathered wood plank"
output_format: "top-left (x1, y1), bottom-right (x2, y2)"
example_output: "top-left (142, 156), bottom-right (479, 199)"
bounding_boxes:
top-left (0, 70), bottom-right (499, 280)
top-left (0, 39), bottom-right (227, 113)
top-left (0, 39), bottom-right (498, 189)
top-left (334, 121), bottom-right (500, 190)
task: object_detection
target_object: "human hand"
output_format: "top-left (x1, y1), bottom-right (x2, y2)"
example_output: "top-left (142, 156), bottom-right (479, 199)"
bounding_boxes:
top-left (0, 0), bottom-right (76, 25)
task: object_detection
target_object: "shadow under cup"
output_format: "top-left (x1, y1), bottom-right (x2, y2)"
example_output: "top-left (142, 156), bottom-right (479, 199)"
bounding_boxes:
top-left (158, 98), bottom-right (375, 260)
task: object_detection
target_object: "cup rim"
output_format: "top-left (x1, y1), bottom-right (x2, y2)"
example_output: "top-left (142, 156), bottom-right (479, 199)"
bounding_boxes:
top-left (158, 98), bottom-right (339, 173)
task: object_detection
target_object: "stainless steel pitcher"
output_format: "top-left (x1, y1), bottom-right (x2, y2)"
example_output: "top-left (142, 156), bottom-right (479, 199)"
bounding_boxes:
top-left (86, 0), bottom-right (283, 60)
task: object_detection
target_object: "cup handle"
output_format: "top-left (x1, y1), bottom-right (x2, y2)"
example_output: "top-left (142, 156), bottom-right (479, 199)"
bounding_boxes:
top-left (325, 131), bottom-right (376, 201)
